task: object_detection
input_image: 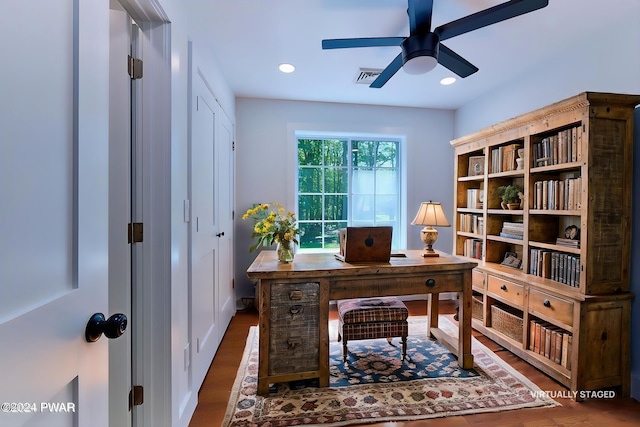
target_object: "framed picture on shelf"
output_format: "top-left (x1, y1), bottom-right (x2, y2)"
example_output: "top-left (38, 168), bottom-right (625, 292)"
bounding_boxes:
top-left (468, 156), bottom-right (485, 176)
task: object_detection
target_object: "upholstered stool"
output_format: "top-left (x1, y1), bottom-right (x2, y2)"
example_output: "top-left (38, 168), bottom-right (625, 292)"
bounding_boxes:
top-left (337, 297), bottom-right (409, 362)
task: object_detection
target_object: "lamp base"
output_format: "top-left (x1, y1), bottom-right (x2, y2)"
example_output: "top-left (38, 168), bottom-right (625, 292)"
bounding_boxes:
top-left (420, 227), bottom-right (440, 257)
top-left (421, 250), bottom-right (439, 258)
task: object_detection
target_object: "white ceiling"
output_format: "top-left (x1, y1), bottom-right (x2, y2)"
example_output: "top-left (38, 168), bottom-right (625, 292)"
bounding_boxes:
top-left (194, 0), bottom-right (637, 110)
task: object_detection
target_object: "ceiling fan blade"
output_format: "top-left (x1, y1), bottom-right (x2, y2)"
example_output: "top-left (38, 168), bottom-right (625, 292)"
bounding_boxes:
top-left (370, 54), bottom-right (403, 88)
top-left (322, 37), bottom-right (404, 50)
top-left (435, 0), bottom-right (549, 41)
top-left (438, 44), bottom-right (479, 78)
top-left (408, 0), bottom-right (434, 34)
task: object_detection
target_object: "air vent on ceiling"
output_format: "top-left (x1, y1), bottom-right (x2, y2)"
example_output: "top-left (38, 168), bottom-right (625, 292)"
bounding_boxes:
top-left (354, 68), bottom-right (383, 84)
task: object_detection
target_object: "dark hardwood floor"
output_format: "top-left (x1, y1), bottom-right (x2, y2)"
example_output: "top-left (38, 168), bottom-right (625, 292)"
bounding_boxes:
top-left (189, 300), bottom-right (640, 427)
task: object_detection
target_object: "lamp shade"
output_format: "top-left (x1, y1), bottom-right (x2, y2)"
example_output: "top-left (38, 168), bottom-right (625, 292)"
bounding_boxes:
top-left (411, 202), bottom-right (450, 227)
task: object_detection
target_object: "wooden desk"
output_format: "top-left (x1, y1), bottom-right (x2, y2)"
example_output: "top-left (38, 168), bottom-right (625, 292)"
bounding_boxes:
top-left (247, 250), bottom-right (477, 395)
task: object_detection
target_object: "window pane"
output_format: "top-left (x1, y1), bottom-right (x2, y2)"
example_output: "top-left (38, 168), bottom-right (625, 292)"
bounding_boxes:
top-left (324, 222), bottom-right (347, 248)
top-left (375, 195), bottom-right (398, 221)
top-left (299, 222), bottom-right (322, 248)
top-left (376, 141), bottom-right (398, 167)
top-left (324, 167), bottom-right (348, 193)
top-left (298, 195), bottom-right (322, 220)
top-left (298, 167), bottom-right (322, 193)
top-left (352, 141), bottom-right (375, 167)
top-left (324, 195), bottom-right (348, 221)
top-left (352, 168), bottom-right (374, 194)
top-left (352, 194), bottom-right (374, 222)
top-left (375, 168), bottom-right (398, 194)
top-left (324, 139), bottom-right (348, 166)
top-left (298, 139), bottom-right (322, 166)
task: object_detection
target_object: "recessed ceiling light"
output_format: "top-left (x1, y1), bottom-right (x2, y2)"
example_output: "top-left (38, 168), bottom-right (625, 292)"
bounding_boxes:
top-left (440, 77), bottom-right (456, 85)
top-left (278, 63), bottom-right (295, 73)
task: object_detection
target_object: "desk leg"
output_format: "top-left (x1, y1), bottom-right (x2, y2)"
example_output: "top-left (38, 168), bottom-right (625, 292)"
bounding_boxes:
top-left (458, 271), bottom-right (474, 369)
top-left (426, 294), bottom-right (439, 337)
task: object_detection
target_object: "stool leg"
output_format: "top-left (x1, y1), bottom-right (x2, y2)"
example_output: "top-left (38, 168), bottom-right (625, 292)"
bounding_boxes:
top-left (386, 337), bottom-right (393, 344)
top-left (342, 339), bottom-right (348, 362)
top-left (401, 336), bottom-right (407, 361)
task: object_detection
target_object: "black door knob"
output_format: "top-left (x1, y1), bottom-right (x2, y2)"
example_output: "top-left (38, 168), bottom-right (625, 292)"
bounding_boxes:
top-left (85, 313), bottom-right (128, 342)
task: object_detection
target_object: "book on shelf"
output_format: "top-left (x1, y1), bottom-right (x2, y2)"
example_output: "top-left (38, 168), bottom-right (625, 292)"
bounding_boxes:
top-left (499, 232), bottom-right (523, 240)
top-left (561, 333), bottom-right (573, 370)
top-left (532, 125), bottom-right (582, 167)
top-left (466, 189), bottom-right (484, 209)
top-left (533, 176), bottom-right (581, 210)
top-left (556, 237), bottom-right (580, 248)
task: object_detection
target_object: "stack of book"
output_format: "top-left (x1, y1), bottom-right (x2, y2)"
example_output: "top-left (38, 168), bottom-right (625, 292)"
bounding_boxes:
top-left (556, 237), bottom-right (579, 248)
top-left (499, 221), bottom-right (523, 240)
top-left (529, 319), bottom-right (572, 369)
top-left (466, 189), bottom-right (484, 209)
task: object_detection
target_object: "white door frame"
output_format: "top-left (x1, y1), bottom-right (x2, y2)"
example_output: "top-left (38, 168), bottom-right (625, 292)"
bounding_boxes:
top-left (111, 1), bottom-right (172, 426)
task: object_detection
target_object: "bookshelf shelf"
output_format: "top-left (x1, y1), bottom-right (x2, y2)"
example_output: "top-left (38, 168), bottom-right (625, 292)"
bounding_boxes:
top-left (451, 92), bottom-right (638, 398)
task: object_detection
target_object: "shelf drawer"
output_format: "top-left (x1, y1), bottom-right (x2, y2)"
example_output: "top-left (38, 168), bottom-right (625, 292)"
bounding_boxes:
top-left (472, 269), bottom-right (485, 290)
top-left (487, 275), bottom-right (524, 307)
top-left (529, 289), bottom-right (574, 327)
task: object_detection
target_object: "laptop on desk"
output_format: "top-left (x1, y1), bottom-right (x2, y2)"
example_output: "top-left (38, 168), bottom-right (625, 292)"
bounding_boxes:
top-left (335, 226), bottom-right (393, 263)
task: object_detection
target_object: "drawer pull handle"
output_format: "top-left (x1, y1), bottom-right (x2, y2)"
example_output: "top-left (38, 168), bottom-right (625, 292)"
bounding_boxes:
top-left (287, 337), bottom-right (301, 350)
top-left (543, 299), bottom-right (551, 307)
top-left (500, 284), bottom-right (507, 291)
top-left (289, 305), bottom-right (303, 315)
top-left (289, 290), bottom-right (303, 300)
top-left (425, 278), bottom-right (436, 287)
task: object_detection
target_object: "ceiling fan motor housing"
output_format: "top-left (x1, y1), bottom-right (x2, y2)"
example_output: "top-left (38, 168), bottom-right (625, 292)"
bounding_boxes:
top-left (401, 32), bottom-right (440, 73)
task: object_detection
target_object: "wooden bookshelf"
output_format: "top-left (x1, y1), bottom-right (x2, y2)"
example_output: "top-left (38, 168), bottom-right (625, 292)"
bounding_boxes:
top-left (451, 92), bottom-right (639, 398)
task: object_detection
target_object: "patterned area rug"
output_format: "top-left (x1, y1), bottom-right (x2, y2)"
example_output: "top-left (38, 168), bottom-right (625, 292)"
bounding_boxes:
top-left (222, 316), bottom-right (559, 426)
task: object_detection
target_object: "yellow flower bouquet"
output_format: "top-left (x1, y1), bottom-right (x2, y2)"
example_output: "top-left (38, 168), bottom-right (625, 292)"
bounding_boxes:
top-left (242, 203), bottom-right (300, 259)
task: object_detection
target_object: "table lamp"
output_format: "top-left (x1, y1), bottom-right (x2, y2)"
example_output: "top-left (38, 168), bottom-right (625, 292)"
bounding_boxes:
top-left (411, 201), bottom-right (450, 257)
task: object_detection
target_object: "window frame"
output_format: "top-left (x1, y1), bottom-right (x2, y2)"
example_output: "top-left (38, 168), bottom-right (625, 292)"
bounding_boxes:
top-left (294, 132), bottom-right (407, 252)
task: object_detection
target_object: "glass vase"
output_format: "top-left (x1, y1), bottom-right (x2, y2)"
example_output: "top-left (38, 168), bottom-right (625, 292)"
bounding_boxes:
top-left (276, 241), bottom-right (294, 263)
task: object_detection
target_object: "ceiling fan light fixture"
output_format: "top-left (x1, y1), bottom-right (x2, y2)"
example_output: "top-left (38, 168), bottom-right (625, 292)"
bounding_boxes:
top-left (403, 55), bottom-right (438, 74)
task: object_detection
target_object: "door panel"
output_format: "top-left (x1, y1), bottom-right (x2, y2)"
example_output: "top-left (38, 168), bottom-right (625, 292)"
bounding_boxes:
top-left (217, 110), bottom-right (236, 327)
top-left (0, 0), bottom-right (110, 425)
top-left (190, 75), bottom-right (220, 389)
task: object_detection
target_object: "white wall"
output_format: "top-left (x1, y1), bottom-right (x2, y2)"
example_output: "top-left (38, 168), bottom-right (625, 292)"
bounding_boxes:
top-left (234, 98), bottom-right (454, 298)
top-left (451, 15), bottom-right (640, 400)
top-left (454, 14), bottom-right (640, 137)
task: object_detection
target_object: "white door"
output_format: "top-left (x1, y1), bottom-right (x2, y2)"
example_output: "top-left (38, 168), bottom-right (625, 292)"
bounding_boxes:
top-left (190, 73), bottom-right (221, 388)
top-left (217, 110), bottom-right (236, 328)
top-left (0, 1), bottom-right (111, 426)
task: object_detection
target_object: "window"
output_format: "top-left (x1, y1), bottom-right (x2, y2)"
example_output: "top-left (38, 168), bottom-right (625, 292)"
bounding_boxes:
top-left (296, 136), bottom-right (402, 250)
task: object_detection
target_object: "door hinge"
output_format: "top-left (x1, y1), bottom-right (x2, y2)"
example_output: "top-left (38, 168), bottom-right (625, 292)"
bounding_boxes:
top-left (128, 223), bottom-right (143, 244)
top-left (128, 55), bottom-right (143, 79)
top-left (129, 385), bottom-right (144, 410)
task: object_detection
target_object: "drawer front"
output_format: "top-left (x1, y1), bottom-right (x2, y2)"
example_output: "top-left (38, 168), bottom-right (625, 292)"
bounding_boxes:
top-left (270, 282), bottom-right (319, 307)
top-left (472, 269), bottom-right (485, 290)
top-left (268, 308), bottom-right (320, 375)
top-left (331, 273), bottom-right (463, 299)
top-left (529, 289), bottom-right (574, 327)
top-left (269, 282), bottom-right (320, 375)
top-left (487, 275), bottom-right (525, 307)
